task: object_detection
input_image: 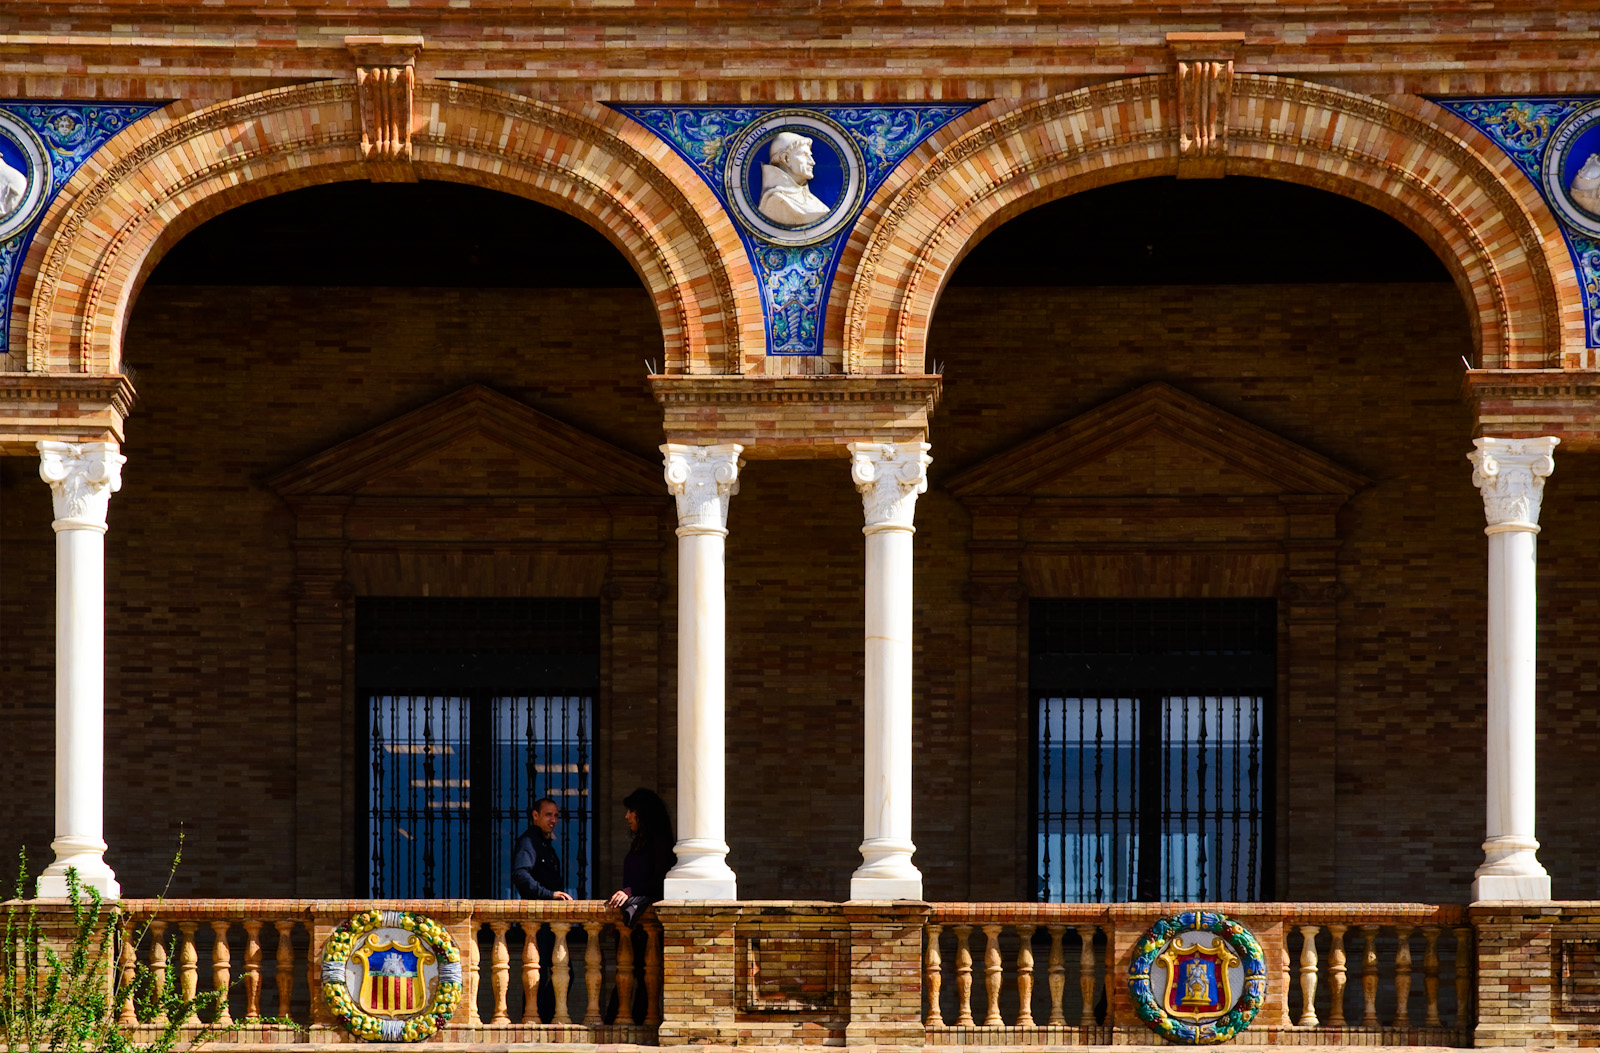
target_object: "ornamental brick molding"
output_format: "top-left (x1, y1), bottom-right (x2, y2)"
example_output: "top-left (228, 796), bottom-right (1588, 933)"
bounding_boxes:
top-left (16, 81), bottom-right (755, 378)
top-left (839, 72), bottom-right (1574, 376)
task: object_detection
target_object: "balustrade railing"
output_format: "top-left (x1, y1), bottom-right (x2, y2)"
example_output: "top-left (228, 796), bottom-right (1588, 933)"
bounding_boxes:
top-left (925, 905), bottom-right (1115, 1043)
top-left (924, 903), bottom-right (1473, 1046)
top-left (114, 900), bottom-right (659, 1041)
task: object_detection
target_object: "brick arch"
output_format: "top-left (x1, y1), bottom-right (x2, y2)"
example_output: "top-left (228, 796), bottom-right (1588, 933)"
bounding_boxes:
top-left (18, 80), bottom-right (756, 376)
top-left (839, 74), bottom-right (1577, 374)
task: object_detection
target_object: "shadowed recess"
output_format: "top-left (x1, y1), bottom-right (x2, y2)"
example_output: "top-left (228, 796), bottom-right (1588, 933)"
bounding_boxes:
top-left (948, 177), bottom-right (1452, 286)
top-left (146, 180), bottom-right (645, 288)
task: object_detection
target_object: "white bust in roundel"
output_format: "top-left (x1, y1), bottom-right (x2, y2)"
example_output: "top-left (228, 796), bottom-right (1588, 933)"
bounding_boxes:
top-left (1571, 153), bottom-right (1600, 215)
top-left (758, 131), bottom-right (831, 227)
top-left (0, 151), bottom-right (26, 218)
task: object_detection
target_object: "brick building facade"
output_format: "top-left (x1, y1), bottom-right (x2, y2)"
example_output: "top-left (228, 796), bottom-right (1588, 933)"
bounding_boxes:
top-left (2, 2), bottom-right (1599, 1047)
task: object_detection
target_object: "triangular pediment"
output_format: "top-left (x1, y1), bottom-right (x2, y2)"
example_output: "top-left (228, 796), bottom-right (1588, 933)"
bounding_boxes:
top-left (268, 385), bottom-right (662, 498)
top-left (946, 382), bottom-right (1368, 499)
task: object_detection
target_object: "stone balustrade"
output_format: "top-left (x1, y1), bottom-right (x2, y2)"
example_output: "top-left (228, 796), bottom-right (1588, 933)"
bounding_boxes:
top-left (924, 902), bottom-right (1472, 1046)
top-left (114, 900), bottom-right (660, 1041)
top-left (22, 897), bottom-right (1518, 1047)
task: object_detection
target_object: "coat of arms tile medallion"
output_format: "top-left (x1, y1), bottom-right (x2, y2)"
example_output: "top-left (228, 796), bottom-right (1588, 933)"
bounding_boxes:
top-left (321, 909), bottom-right (463, 1041)
top-left (1128, 910), bottom-right (1266, 1043)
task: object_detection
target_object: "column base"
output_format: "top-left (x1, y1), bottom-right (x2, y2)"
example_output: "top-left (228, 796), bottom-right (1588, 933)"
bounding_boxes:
top-left (1472, 835), bottom-right (1551, 901)
top-left (849, 874), bottom-right (923, 900)
top-left (36, 835), bottom-right (120, 899)
top-left (851, 838), bottom-right (922, 900)
top-left (664, 839), bottom-right (737, 900)
top-left (662, 876), bottom-right (737, 899)
top-left (1472, 872), bottom-right (1551, 901)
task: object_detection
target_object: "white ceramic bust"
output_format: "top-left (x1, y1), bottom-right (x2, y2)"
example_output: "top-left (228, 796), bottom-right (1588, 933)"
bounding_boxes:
top-left (0, 153), bottom-right (26, 218)
top-left (758, 132), bottom-right (831, 226)
top-left (1570, 152), bottom-right (1600, 214)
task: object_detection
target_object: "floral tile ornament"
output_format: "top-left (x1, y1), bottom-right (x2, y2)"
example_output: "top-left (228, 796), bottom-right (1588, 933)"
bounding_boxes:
top-left (0, 101), bottom-right (167, 357)
top-left (1434, 96), bottom-right (1600, 349)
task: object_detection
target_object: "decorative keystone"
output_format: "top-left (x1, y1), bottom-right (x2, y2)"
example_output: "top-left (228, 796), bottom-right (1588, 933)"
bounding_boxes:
top-left (346, 35), bottom-right (423, 177)
top-left (1167, 33), bottom-right (1243, 177)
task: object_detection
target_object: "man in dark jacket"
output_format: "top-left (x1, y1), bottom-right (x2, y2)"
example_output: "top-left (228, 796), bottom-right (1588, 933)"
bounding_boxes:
top-left (511, 798), bottom-right (572, 900)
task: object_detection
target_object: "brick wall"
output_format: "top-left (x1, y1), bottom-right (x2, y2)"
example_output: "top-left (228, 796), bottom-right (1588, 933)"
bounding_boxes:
top-left (3, 280), bottom-right (1598, 905)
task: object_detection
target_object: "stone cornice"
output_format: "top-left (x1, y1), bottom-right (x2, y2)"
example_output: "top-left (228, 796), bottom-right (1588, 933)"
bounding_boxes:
top-left (649, 375), bottom-right (941, 407)
top-left (651, 375), bottom-right (941, 459)
top-left (1463, 368), bottom-right (1600, 401)
top-left (0, 373), bottom-right (137, 412)
top-left (1464, 369), bottom-right (1600, 451)
top-left (0, 373), bottom-right (138, 454)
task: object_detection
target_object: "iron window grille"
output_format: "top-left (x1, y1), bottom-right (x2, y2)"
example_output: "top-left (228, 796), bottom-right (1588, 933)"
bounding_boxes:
top-left (357, 597), bottom-right (599, 899)
top-left (1031, 598), bottom-right (1276, 903)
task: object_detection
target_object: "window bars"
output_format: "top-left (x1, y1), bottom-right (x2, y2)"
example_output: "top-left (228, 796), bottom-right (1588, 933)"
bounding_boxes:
top-left (357, 597), bottom-right (600, 899)
top-left (1031, 598), bottom-right (1276, 903)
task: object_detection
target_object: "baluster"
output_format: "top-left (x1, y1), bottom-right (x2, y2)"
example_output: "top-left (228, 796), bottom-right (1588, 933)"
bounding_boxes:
top-left (1453, 926), bottom-right (1473, 1027)
top-left (178, 922), bottom-right (199, 1000)
top-left (1276, 933), bottom-right (1292, 1027)
top-left (117, 915), bottom-right (138, 1026)
top-left (601, 926), bottom-right (616, 1023)
top-left (465, 921), bottom-right (482, 1026)
top-left (584, 921), bottom-right (603, 1026)
top-left (210, 920), bottom-right (233, 1025)
top-left (982, 924), bottom-right (1003, 1026)
top-left (1326, 924), bottom-right (1348, 1028)
top-left (1298, 924), bottom-right (1320, 1028)
top-left (551, 923), bottom-right (573, 1025)
top-left (1423, 926), bottom-right (1442, 1028)
top-left (1044, 925), bottom-right (1065, 1027)
top-left (614, 924), bottom-right (635, 1025)
top-left (1394, 926), bottom-right (1414, 1028)
top-left (1360, 925), bottom-right (1380, 1027)
top-left (1016, 925), bottom-right (1036, 1027)
top-left (149, 921), bottom-right (169, 1026)
top-left (520, 923), bottom-right (541, 1024)
top-left (925, 923), bottom-right (944, 1027)
top-left (1075, 924), bottom-right (1095, 1027)
top-left (953, 925), bottom-right (974, 1027)
top-left (489, 921), bottom-right (511, 1025)
top-left (242, 921), bottom-right (262, 1021)
top-left (1102, 923), bottom-right (1116, 1026)
top-left (644, 919), bottom-right (663, 1027)
top-left (273, 921), bottom-right (295, 1022)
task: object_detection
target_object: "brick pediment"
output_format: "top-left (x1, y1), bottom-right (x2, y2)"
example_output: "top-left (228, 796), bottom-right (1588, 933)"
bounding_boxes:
top-left (946, 382), bottom-right (1367, 499)
top-left (267, 385), bottom-right (662, 498)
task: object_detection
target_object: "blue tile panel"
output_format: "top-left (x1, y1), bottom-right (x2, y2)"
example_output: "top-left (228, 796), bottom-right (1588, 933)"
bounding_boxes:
top-left (612, 104), bottom-right (980, 358)
top-left (0, 101), bottom-right (167, 357)
top-left (1433, 96), bottom-right (1600, 349)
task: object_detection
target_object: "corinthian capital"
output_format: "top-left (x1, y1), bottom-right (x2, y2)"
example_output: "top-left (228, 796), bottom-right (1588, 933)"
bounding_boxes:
top-left (1469, 436), bottom-right (1558, 533)
top-left (850, 442), bottom-right (932, 531)
top-left (38, 441), bottom-right (125, 531)
top-left (662, 444), bottom-right (744, 534)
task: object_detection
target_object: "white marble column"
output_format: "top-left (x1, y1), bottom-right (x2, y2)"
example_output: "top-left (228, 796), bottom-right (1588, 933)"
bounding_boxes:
top-left (848, 441), bottom-right (931, 900)
top-left (660, 443), bottom-right (742, 900)
top-left (1468, 436), bottom-right (1557, 902)
top-left (36, 441), bottom-right (126, 899)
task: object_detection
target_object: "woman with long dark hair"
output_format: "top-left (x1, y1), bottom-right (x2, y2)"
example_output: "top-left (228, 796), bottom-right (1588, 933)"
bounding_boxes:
top-left (606, 787), bottom-right (676, 925)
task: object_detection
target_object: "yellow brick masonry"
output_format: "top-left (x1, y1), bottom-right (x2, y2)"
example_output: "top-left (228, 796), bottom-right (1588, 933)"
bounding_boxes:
top-left (2, 1), bottom-right (1600, 104)
top-left (8, 58), bottom-right (1597, 450)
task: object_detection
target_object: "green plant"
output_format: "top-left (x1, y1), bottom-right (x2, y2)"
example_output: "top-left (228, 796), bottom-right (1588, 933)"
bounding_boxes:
top-left (0, 849), bottom-right (234, 1053)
